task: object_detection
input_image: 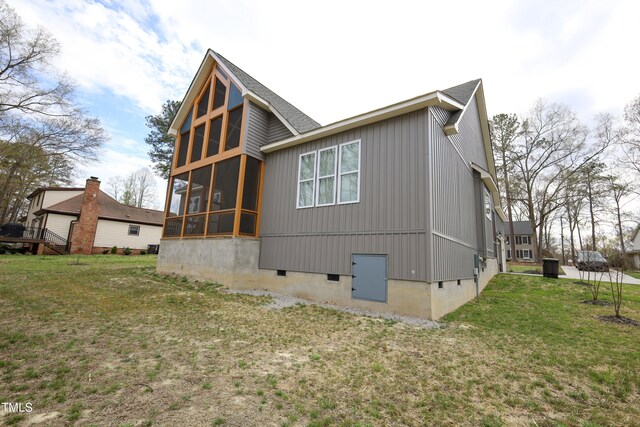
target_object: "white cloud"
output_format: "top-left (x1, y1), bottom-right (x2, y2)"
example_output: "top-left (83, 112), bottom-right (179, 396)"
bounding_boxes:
top-left (10, 0), bottom-right (640, 213)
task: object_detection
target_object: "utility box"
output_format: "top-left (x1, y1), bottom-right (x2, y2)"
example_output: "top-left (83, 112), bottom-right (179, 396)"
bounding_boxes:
top-left (542, 258), bottom-right (560, 278)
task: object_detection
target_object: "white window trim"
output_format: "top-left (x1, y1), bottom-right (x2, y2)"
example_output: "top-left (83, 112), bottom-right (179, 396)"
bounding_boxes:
top-left (315, 146), bottom-right (337, 207)
top-left (296, 150), bottom-right (316, 209)
top-left (522, 249), bottom-right (531, 259)
top-left (337, 139), bottom-right (361, 205)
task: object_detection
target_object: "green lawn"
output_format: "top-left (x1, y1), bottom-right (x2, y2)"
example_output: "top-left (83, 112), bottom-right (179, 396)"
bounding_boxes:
top-left (628, 271), bottom-right (640, 280)
top-left (507, 262), bottom-right (566, 276)
top-left (1, 255), bottom-right (639, 426)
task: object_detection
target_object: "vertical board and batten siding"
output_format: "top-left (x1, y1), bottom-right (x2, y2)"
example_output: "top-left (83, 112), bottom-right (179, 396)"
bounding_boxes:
top-left (260, 110), bottom-right (429, 281)
top-left (268, 114), bottom-right (293, 143)
top-left (456, 96), bottom-right (488, 170)
top-left (243, 102), bottom-right (269, 160)
top-left (428, 108), bottom-right (478, 281)
top-left (244, 102), bottom-right (295, 159)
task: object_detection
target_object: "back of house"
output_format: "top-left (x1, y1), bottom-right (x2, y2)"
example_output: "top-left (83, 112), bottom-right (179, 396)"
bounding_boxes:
top-left (157, 50), bottom-right (507, 319)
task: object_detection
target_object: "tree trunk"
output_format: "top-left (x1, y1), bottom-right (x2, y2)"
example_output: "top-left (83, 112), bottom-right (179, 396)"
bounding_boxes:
top-left (616, 201), bottom-right (626, 257)
top-left (587, 178), bottom-right (597, 251)
top-left (577, 222), bottom-right (584, 251)
top-left (560, 216), bottom-right (566, 264)
top-left (501, 147), bottom-right (518, 262)
top-left (567, 207), bottom-right (576, 263)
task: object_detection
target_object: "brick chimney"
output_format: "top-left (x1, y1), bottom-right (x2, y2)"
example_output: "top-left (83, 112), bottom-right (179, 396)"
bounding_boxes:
top-left (70, 177), bottom-right (101, 255)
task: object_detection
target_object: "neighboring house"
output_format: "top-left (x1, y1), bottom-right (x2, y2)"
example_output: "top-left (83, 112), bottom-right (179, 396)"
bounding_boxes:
top-left (24, 177), bottom-right (164, 254)
top-left (628, 225), bottom-right (640, 269)
top-left (503, 221), bottom-right (534, 262)
top-left (157, 49), bottom-right (508, 320)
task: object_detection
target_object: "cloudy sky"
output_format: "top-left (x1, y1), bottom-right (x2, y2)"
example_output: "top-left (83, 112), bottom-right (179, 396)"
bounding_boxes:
top-left (11, 0), bottom-right (640, 208)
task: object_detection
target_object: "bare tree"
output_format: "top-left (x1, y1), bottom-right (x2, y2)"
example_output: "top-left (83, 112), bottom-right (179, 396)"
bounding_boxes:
top-left (0, 0), bottom-right (107, 224)
top-left (490, 113), bottom-right (520, 261)
top-left (621, 93), bottom-right (640, 177)
top-left (105, 168), bottom-right (157, 209)
top-left (512, 102), bottom-right (615, 261)
top-left (0, 0), bottom-right (73, 119)
top-left (605, 174), bottom-right (637, 257)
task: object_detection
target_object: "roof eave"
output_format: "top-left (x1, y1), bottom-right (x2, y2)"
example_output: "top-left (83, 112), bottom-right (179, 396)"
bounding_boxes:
top-left (169, 50), bottom-right (301, 137)
top-left (260, 91), bottom-right (464, 154)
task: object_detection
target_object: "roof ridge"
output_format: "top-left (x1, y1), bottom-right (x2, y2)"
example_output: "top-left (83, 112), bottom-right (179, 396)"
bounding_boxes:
top-left (211, 50), bottom-right (321, 133)
top-left (441, 79), bottom-right (481, 105)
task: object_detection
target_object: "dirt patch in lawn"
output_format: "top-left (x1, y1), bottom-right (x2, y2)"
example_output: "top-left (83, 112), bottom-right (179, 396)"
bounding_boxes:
top-left (597, 315), bottom-right (640, 327)
top-left (581, 299), bottom-right (613, 306)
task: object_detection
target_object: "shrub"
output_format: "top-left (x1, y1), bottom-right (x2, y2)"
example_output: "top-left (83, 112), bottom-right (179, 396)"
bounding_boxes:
top-left (101, 249), bottom-right (109, 254)
top-left (123, 247), bottom-right (132, 256)
top-left (110, 246), bottom-right (118, 254)
top-left (140, 250), bottom-right (147, 255)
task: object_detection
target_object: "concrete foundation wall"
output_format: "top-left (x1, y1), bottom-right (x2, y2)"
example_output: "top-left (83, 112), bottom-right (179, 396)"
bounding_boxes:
top-left (157, 238), bottom-right (260, 287)
top-left (156, 239), bottom-right (501, 320)
top-left (255, 270), bottom-right (432, 319)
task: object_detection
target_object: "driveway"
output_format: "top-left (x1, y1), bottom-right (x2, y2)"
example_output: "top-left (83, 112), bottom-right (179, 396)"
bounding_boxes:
top-left (560, 265), bottom-right (640, 285)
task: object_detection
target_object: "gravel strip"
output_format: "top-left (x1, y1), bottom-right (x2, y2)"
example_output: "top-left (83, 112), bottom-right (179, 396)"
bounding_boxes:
top-left (225, 288), bottom-right (443, 328)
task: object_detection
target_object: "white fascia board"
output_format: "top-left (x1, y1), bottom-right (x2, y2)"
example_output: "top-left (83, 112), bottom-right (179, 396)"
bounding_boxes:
top-left (474, 83), bottom-right (498, 180)
top-left (168, 52), bottom-right (214, 136)
top-left (245, 92), bottom-right (300, 136)
top-left (444, 123), bottom-right (459, 135)
top-left (261, 91), bottom-right (464, 153)
top-left (169, 49), bottom-right (251, 136)
top-left (442, 80), bottom-right (481, 136)
top-left (470, 163), bottom-right (503, 210)
top-left (496, 207), bottom-right (508, 222)
top-left (208, 50), bottom-right (249, 94)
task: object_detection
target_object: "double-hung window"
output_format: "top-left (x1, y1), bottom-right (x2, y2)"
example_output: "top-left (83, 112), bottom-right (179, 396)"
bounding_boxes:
top-left (297, 151), bottom-right (316, 208)
top-left (316, 147), bottom-right (337, 206)
top-left (296, 140), bottom-right (361, 208)
top-left (338, 141), bottom-right (360, 204)
top-left (484, 188), bottom-right (492, 220)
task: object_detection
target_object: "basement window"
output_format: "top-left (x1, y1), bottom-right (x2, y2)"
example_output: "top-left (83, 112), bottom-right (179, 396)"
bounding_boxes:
top-left (327, 274), bottom-right (339, 282)
top-left (438, 281), bottom-right (443, 289)
top-left (457, 279), bottom-right (461, 286)
top-left (277, 270), bottom-right (287, 277)
top-left (128, 225), bottom-right (140, 236)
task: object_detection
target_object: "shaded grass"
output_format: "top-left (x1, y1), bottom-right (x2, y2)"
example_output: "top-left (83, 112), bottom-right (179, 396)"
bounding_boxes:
top-left (0, 255), bottom-right (639, 425)
top-left (628, 270), bottom-right (640, 280)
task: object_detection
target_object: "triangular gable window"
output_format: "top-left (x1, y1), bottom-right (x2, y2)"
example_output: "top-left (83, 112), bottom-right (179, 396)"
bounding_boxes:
top-left (228, 83), bottom-right (243, 110)
top-left (197, 85), bottom-right (210, 118)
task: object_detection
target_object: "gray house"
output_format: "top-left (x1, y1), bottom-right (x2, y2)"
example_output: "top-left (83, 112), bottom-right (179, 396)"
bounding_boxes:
top-left (504, 221), bottom-right (534, 262)
top-left (157, 50), bottom-right (507, 320)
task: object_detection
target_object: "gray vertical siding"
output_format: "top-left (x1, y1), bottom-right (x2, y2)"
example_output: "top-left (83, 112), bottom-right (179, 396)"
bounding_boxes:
top-left (260, 110), bottom-right (429, 281)
top-left (432, 99), bottom-right (488, 171)
top-left (457, 97), bottom-right (488, 170)
top-left (484, 184), bottom-right (495, 256)
top-left (244, 102), bottom-right (268, 160)
top-left (268, 114), bottom-right (294, 143)
top-left (428, 108), bottom-right (478, 281)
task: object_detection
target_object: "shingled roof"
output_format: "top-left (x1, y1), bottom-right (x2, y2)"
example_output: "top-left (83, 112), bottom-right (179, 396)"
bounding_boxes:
top-left (441, 79), bottom-right (481, 129)
top-left (38, 191), bottom-right (164, 226)
top-left (503, 221), bottom-right (533, 235)
top-left (442, 79), bottom-right (481, 105)
top-left (212, 50), bottom-right (321, 134)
